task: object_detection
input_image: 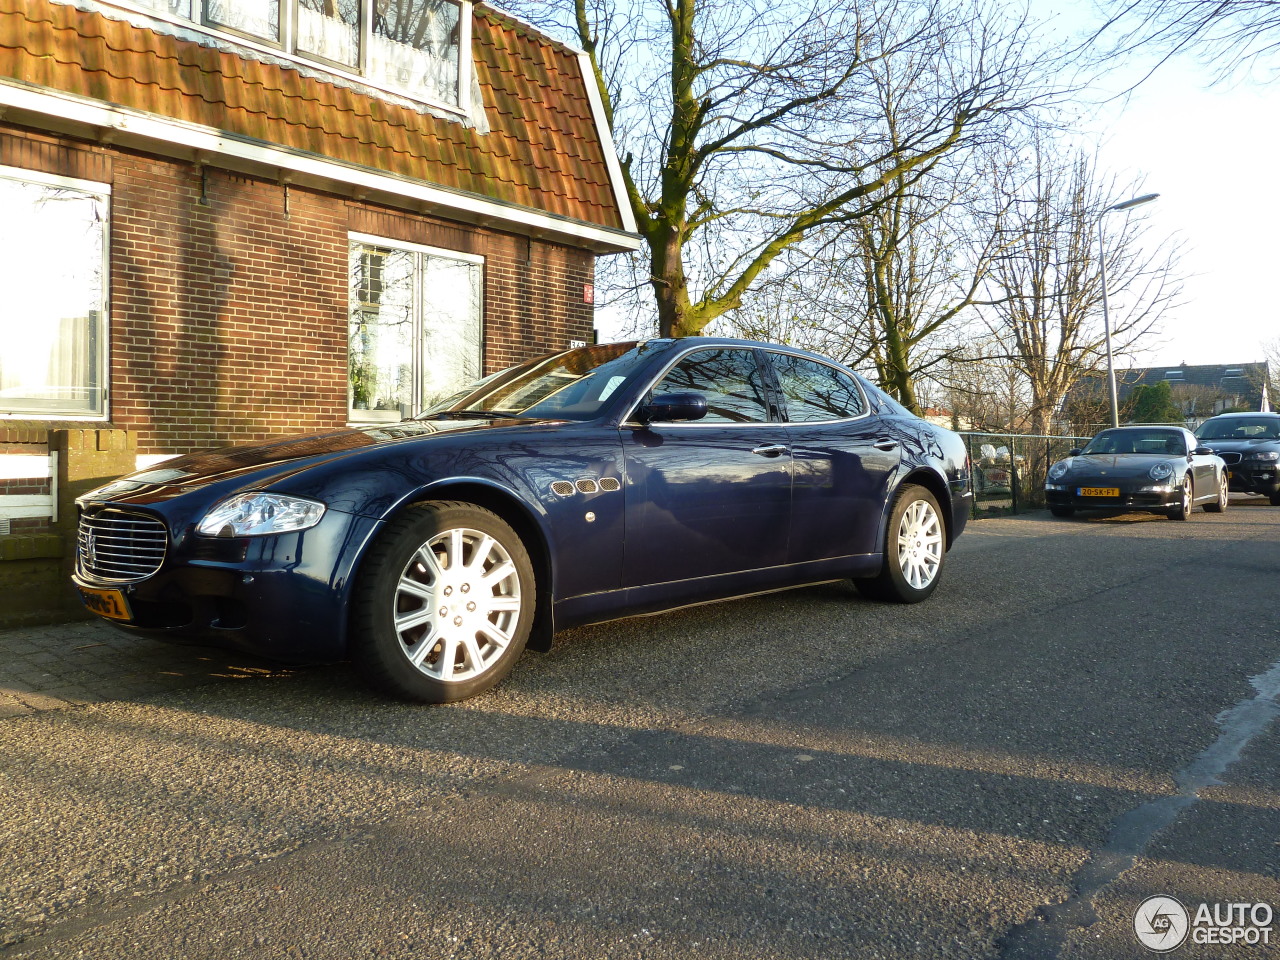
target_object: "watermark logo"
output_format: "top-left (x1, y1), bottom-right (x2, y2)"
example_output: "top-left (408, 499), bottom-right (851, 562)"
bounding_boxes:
top-left (1135, 896), bottom-right (1190, 953)
top-left (1135, 897), bottom-right (1274, 952)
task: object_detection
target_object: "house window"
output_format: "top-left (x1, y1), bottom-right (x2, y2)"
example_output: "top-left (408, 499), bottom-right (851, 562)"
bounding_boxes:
top-left (206, 0), bottom-right (280, 42)
top-left (117, 0), bottom-right (468, 109)
top-left (370, 0), bottom-right (460, 106)
top-left (0, 166), bottom-right (109, 419)
top-left (348, 235), bottom-right (482, 423)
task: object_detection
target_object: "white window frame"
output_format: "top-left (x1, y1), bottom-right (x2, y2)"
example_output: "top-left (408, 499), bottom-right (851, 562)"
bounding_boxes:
top-left (93, 0), bottom-right (473, 116)
top-left (347, 232), bottom-right (484, 425)
top-left (0, 164), bottom-right (111, 422)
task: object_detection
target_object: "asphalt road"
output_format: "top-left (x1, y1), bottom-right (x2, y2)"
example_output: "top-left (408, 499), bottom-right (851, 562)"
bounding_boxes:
top-left (2, 501), bottom-right (1279, 959)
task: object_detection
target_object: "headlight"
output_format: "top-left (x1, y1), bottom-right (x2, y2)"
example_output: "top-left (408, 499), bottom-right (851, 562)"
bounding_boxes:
top-left (1246, 451), bottom-right (1279, 462)
top-left (1148, 461), bottom-right (1174, 481)
top-left (1047, 460), bottom-right (1070, 481)
top-left (196, 492), bottom-right (326, 537)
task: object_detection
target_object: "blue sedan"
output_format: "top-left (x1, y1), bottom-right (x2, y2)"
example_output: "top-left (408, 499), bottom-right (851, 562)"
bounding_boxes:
top-left (73, 339), bottom-right (973, 701)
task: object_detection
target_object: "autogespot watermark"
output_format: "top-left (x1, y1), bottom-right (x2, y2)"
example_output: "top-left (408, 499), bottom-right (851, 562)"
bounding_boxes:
top-left (1134, 895), bottom-right (1274, 953)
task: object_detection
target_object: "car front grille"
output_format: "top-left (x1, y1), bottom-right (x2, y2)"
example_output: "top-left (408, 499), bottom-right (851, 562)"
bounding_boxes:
top-left (78, 509), bottom-right (168, 582)
top-left (1217, 452), bottom-right (1242, 465)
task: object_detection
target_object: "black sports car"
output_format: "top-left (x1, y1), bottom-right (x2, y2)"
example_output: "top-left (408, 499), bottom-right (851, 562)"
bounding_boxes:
top-left (72, 338), bottom-right (973, 702)
top-left (1044, 425), bottom-right (1228, 519)
top-left (1193, 412), bottom-right (1280, 505)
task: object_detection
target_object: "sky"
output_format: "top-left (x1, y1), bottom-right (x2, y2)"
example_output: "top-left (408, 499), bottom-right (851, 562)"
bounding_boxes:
top-left (591, 3), bottom-right (1279, 372)
top-left (1064, 25), bottom-right (1280, 370)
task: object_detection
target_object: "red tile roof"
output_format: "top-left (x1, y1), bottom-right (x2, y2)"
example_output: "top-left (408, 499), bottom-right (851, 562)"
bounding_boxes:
top-left (0, 0), bottom-right (626, 231)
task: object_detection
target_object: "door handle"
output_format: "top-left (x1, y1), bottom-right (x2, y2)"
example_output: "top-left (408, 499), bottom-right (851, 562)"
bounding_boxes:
top-left (874, 438), bottom-right (899, 451)
top-left (751, 444), bottom-right (789, 458)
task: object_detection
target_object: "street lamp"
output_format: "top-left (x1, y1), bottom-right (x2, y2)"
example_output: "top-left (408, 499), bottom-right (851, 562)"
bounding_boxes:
top-left (1099, 192), bottom-right (1160, 428)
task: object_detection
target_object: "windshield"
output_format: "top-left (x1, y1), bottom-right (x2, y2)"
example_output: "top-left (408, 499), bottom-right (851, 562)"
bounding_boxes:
top-left (418, 342), bottom-right (658, 421)
top-left (1194, 417), bottom-right (1280, 441)
top-left (1082, 428), bottom-right (1187, 456)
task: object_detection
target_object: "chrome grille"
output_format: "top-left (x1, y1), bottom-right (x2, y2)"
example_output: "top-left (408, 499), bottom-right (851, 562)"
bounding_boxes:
top-left (598, 477), bottom-right (621, 492)
top-left (575, 478), bottom-right (599, 494)
top-left (1218, 452), bottom-right (1242, 465)
top-left (550, 481), bottom-right (574, 497)
top-left (78, 509), bottom-right (168, 582)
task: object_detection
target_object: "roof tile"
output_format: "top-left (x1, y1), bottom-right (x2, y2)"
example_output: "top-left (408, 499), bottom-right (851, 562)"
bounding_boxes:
top-left (0, 0), bottom-right (624, 230)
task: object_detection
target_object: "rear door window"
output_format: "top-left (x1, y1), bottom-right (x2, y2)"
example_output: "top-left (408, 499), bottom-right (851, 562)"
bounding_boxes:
top-left (770, 353), bottom-right (866, 422)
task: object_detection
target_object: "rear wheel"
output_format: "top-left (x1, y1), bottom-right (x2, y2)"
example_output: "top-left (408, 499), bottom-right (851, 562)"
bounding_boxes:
top-left (1049, 506), bottom-right (1075, 518)
top-left (856, 484), bottom-right (945, 604)
top-left (1169, 476), bottom-right (1194, 521)
top-left (351, 501), bottom-right (534, 703)
top-left (1204, 473), bottom-right (1228, 513)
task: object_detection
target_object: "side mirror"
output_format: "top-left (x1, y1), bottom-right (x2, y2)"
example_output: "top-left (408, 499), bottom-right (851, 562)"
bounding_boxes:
top-left (1069, 448), bottom-right (1083, 457)
top-left (639, 392), bottom-right (708, 424)
top-left (1193, 445), bottom-right (1214, 456)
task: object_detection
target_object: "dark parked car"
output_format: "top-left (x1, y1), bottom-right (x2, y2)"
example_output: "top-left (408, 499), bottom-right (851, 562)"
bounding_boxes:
top-left (1193, 412), bottom-right (1280, 505)
top-left (73, 339), bottom-right (973, 702)
top-left (1044, 425), bottom-right (1228, 520)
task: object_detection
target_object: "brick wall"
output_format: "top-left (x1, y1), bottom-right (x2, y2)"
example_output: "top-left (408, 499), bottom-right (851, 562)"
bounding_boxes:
top-left (3, 126), bottom-right (598, 457)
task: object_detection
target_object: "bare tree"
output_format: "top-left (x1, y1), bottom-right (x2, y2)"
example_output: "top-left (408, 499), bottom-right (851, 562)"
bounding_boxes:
top-left (1102, 0), bottom-right (1280, 82)
top-left (511, 0), bottom-right (1062, 338)
top-left (980, 138), bottom-right (1182, 438)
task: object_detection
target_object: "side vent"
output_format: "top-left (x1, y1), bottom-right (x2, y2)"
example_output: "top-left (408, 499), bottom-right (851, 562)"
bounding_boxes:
top-left (575, 479), bottom-right (600, 494)
top-left (598, 477), bottom-right (621, 492)
top-left (550, 481), bottom-right (575, 497)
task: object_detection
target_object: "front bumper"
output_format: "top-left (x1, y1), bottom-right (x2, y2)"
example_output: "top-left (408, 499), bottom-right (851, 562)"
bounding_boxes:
top-left (1044, 482), bottom-right (1181, 513)
top-left (72, 507), bottom-right (384, 663)
top-left (1224, 463), bottom-right (1280, 497)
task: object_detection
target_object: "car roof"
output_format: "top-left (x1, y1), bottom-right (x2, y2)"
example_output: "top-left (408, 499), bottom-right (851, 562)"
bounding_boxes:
top-left (1202, 411), bottom-right (1280, 419)
top-left (653, 336), bottom-right (861, 369)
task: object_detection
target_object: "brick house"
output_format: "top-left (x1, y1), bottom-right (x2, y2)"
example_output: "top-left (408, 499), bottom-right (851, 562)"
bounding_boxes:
top-left (0, 0), bottom-right (638, 623)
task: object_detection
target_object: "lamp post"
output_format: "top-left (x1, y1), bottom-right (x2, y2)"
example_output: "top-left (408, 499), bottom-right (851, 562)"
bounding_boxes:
top-left (1099, 192), bottom-right (1159, 428)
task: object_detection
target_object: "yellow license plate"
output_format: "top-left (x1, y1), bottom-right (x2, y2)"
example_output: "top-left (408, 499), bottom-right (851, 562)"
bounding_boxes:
top-left (1079, 487), bottom-right (1120, 497)
top-left (78, 586), bottom-right (132, 621)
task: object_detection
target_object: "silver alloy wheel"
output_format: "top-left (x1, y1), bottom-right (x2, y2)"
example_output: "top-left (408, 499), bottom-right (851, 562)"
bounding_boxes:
top-left (1219, 476), bottom-right (1228, 510)
top-left (896, 497), bottom-right (943, 590)
top-left (392, 526), bottom-right (523, 683)
top-left (1181, 478), bottom-right (1192, 517)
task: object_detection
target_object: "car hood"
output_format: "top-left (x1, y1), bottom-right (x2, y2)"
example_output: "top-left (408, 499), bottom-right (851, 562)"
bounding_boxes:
top-left (1060, 453), bottom-right (1187, 478)
top-left (1197, 437), bottom-right (1280, 454)
top-left (78, 417), bottom-right (564, 507)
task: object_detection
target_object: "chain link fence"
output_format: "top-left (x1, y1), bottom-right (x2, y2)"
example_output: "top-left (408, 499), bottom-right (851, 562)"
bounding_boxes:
top-left (959, 431), bottom-right (1092, 517)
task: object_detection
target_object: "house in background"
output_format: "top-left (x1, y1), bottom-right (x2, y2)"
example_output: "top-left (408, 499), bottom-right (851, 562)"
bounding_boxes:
top-left (0, 0), bottom-right (639, 623)
top-left (1065, 361), bottom-right (1272, 429)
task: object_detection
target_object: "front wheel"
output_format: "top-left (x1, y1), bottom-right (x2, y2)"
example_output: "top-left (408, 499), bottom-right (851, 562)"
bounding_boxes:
top-left (856, 484), bottom-right (946, 604)
top-left (1204, 474), bottom-right (1228, 513)
top-left (1169, 476), bottom-right (1194, 521)
top-left (1049, 505), bottom-right (1075, 518)
top-left (351, 501), bottom-right (535, 703)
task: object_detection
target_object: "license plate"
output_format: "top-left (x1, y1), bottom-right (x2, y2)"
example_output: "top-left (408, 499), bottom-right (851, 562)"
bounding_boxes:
top-left (1079, 487), bottom-right (1120, 497)
top-left (77, 586), bottom-right (132, 621)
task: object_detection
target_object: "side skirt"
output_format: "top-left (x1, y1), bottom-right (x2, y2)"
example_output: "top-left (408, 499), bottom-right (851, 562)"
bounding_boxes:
top-left (553, 554), bottom-right (881, 633)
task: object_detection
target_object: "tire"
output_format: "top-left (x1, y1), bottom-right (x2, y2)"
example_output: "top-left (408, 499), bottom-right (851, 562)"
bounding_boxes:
top-left (351, 501), bottom-right (535, 703)
top-left (856, 484), bottom-right (946, 604)
top-left (1204, 473), bottom-right (1228, 513)
top-left (1049, 506), bottom-right (1075, 518)
top-left (1169, 476), bottom-right (1194, 521)
top-left (1270, 491), bottom-right (1280, 506)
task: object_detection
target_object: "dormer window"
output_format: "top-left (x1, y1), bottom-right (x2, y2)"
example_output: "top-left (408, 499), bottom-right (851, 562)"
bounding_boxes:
top-left (117, 0), bottom-right (468, 110)
top-left (1164, 370), bottom-right (1184, 381)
